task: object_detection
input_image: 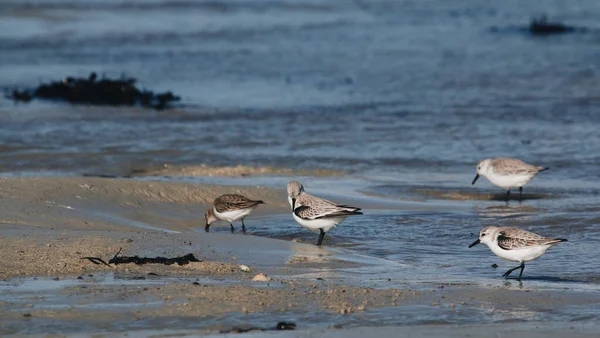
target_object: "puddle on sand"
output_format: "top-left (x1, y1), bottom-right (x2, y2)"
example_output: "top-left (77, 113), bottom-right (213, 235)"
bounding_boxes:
top-left (93, 212), bottom-right (182, 233)
top-left (0, 273), bottom-right (222, 307)
top-left (0, 272), bottom-right (208, 293)
top-left (0, 276), bottom-right (82, 293)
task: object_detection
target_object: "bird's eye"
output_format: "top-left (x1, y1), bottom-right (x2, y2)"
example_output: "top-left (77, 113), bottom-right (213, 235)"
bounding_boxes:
top-left (481, 233), bottom-right (486, 237)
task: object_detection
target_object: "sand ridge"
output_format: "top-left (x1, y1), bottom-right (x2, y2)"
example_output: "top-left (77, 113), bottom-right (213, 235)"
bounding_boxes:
top-left (126, 164), bottom-right (344, 178)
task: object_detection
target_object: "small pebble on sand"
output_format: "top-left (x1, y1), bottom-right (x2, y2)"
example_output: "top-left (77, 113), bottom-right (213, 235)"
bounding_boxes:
top-left (252, 273), bottom-right (270, 282)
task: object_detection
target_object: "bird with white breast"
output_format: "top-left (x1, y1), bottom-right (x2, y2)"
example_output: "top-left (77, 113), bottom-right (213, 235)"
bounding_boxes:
top-left (469, 226), bottom-right (567, 280)
top-left (472, 157), bottom-right (548, 201)
top-left (287, 181), bottom-right (362, 246)
top-left (205, 194), bottom-right (264, 234)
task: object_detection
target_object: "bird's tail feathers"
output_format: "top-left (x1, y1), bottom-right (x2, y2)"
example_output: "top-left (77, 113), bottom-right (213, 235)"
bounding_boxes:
top-left (542, 238), bottom-right (567, 246)
top-left (336, 205), bottom-right (361, 212)
top-left (317, 210), bottom-right (363, 219)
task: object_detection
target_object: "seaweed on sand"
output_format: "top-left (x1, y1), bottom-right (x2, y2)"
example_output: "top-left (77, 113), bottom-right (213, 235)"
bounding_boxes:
top-left (82, 248), bottom-right (201, 266)
top-left (219, 322), bottom-right (297, 333)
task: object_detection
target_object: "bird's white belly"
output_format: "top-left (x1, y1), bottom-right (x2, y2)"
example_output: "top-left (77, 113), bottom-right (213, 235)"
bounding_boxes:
top-left (486, 172), bottom-right (535, 189)
top-left (489, 243), bottom-right (549, 263)
top-left (214, 207), bottom-right (254, 223)
top-left (292, 212), bottom-right (345, 233)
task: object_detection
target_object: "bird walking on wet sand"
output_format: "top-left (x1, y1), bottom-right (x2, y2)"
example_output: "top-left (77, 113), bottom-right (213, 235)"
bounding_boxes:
top-left (468, 226), bottom-right (567, 280)
top-left (287, 181), bottom-right (362, 246)
top-left (471, 158), bottom-right (548, 201)
top-left (205, 194), bottom-right (264, 234)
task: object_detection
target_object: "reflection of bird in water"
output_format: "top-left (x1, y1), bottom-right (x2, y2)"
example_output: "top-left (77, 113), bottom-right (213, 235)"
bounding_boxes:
top-left (476, 204), bottom-right (540, 219)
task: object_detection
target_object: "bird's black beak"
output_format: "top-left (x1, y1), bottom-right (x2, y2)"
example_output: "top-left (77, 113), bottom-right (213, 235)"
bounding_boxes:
top-left (205, 223), bottom-right (210, 232)
top-left (471, 174), bottom-right (480, 185)
top-left (468, 239), bottom-right (480, 248)
top-left (291, 198), bottom-right (296, 211)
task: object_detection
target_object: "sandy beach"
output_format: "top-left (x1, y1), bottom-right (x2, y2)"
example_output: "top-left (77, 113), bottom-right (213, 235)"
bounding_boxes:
top-left (4, 0), bottom-right (600, 335)
top-left (0, 177), bottom-right (598, 336)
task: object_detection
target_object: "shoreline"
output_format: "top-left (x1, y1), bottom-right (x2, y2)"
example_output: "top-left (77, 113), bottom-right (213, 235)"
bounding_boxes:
top-left (1, 176), bottom-right (599, 335)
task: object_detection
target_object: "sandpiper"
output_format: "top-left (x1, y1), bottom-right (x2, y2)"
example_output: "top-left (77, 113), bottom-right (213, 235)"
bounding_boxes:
top-left (472, 158), bottom-right (548, 201)
top-left (205, 194), bottom-right (264, 233)
top-left (469, 226), bottom-right (567, 279)
top-left (287, 181), bottom-right (362, 246)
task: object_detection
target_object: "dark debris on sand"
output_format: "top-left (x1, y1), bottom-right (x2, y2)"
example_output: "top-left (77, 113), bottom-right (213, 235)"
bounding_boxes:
top-left (82, 248), bottom-right (201, 266)
top-left (219, 322), bottom-right (297, 333)
top-left (6, 72), bottom-right (180, 110)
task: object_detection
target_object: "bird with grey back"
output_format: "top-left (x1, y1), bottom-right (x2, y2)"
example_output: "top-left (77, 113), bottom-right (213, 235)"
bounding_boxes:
top-left (287, 181), bottom-right (362, 246)
top-left (472, 158), bottom-right (548, 201)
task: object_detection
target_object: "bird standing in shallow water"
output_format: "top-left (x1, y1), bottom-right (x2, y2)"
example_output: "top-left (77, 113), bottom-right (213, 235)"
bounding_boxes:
top-left (469, 226), bottom-right (567, 280)
top-left (472, 157), bottom-right (548, 201)
top-left (205, 194), bottom-right (264, 233)
top-left (287, 181), bottom-right (362, 246)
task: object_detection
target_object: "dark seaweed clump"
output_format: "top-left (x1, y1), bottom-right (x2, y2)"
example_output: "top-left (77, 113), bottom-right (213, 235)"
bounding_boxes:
top-left (529, 16), bottom-right (575, 35)
top-left (82, 248), bottom-right (201, 266)
top-left (6, 72), bottom-right (180, 110)
top-left (219, 322), bottom-right (297, 333)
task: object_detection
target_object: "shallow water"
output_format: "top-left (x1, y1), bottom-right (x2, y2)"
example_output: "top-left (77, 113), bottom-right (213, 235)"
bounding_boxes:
top-left (2, 0), bottom-right (600, 332)
top-left (2, 0), bottom-right (600, 178)
top-left (249, 179), bottom-right (600, 288)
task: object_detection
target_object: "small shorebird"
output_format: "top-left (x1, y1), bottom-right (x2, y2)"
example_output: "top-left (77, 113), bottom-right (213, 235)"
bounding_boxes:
top-left (287, 181), bottom-right (362, 246)
top-left (471, 158), bottom-right (548, 201)
top-left (205, 194), bottom-right (264, 233)
top-left (469, 226), bottom-right (567, 279)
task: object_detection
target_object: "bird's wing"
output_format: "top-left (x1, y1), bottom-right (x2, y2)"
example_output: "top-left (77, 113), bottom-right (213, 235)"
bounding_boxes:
top-left (491, 158), bottom-right (544, 175)
top-left (302, 192), bottom-right (362, 211)
top-left (293, 205), bottom-right (362, 220)
top-left (214, 194), bottom-right (264, 212)
top-left (497, 227), bottom-right (562, 250)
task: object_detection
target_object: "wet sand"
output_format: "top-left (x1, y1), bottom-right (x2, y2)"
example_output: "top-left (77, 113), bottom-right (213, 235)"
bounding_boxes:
top-left (1, 177), bottom-right (599, 335)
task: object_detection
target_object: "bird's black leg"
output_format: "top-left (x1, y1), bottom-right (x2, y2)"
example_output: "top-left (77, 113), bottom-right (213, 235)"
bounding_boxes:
top-left (503, 262), bottom-right (525, 279)
top-left (506, 189), bottom-right (511, 201)
top-left (317, 229), bottom-right (326, 246)
top-left (241, 219), bottom-right (247, 234)
top-left (502, 264), bottom-right (519, 278)
top-left (519, 186), bottom-right (523, 202)
top-left (230, 223), bottom-right (235, 233)
top-left (205, 224), bottom-right (210, 232)
top-left (518, 262), bottom-right (525, 280)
